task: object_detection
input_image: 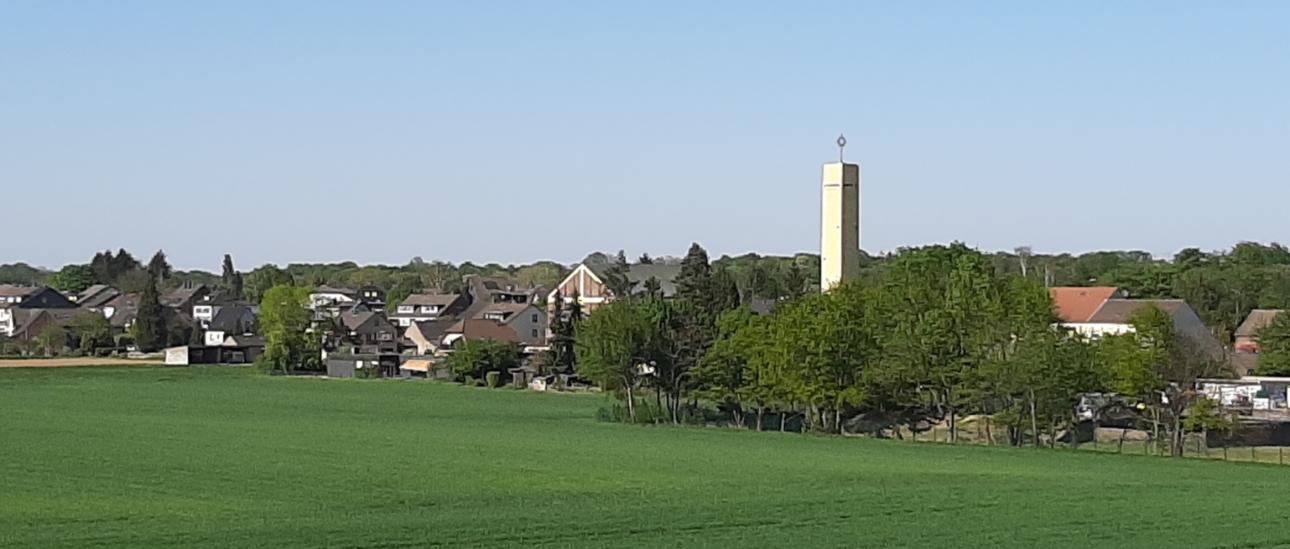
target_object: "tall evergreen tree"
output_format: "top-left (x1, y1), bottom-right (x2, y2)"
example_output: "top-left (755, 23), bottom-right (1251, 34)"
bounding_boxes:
top-left (147, 250), bottom-right (172, 282)
top-left (222, 254), bottom-right (244, 299)
top-left (637, 253), bottom-right (654, 264)
top-left (603, 250), bottom-right (632, 297)
top-left (710, 265), bottom-right (741, 313)
top-left (109, 249), bottom-right (141, 281)
top-left (134, 275), bottom-right (167, 352)
top-left (675, 243), bottom-right (713, 303)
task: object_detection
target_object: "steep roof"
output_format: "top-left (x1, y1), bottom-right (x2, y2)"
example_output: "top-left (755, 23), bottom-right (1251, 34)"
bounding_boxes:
top-left (208, 305), bottom-right (258, 333)
top-left (585, 263), bottom-right (683, 297)
top-left (1049, 287), bottom-right (1122, 323)
top-left (161, 284), bottom-right (208, 308)
top-left (400, 293), bottom-right (462, 308)
top-left (77, 285), bottom-right (120, 308)
top-left (1236, 309), bottom-right (1284, 338)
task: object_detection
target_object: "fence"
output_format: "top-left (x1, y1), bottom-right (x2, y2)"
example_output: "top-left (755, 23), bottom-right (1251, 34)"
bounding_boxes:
top-left (902, 423), bottom-right (1290, 466)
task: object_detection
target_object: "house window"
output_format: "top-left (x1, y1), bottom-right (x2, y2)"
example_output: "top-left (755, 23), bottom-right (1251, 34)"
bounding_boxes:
top-left (531, 313), bottom-right (538, 323)
top-left (531, 329), bottom-right (538, 338)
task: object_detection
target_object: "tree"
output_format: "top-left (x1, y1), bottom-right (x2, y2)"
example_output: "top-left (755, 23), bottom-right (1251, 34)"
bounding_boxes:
top-left (637, 253), bottom-right (654, 264)
top-left (259, 285), bottom-right (316, 373)
top-left (244, 264), bottom-right (294, 303)
top-left (546, 292), bottom-right (578, 374)
top-left (445, 339), bottom-right (521, 381)
top-left (133, 275), bottom-right (167, 352)
top-left (49, 265), bottom-right (96, 294)
top-left (222, 254), bottom-right (244, 299)
top-left (147, 250), bottom-right (172, 282)
top-left (709, 265), bottom-right (741, 313)
top-left (602, 250), bottom-right (632, 298)
top-left (642, 277), bottom-right (663, 300)
top-left (576, 300), bottom-right (651, 421)
top-left (674, 243), bottom-right (713, 304)
top-left (34, 324), bottom-right (66, 356)
top-left (696, 308), bottom-right (765, 427)
top-left (1256, 312), bottom-right (1290, 376)
top-left (1101, 305), bottom-right (1225, 456)
top-left (69, 311), bottom-right (112, 354)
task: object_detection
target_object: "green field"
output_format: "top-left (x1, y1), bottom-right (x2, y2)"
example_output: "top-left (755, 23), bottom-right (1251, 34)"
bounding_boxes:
top-left (2, 367), bottom-right (1288, 548)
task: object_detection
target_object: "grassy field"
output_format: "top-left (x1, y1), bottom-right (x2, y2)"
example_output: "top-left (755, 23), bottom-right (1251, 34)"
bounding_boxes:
top-left (3, 368), bottom-right (1290, 548)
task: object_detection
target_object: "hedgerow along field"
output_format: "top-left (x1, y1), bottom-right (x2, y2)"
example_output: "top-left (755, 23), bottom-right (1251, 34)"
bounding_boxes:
top-left (2, 367), bottom-right (1287, 548)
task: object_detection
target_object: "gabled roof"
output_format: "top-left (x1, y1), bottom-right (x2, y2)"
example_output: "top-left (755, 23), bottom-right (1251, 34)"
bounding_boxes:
top-left (161, 284), bottom-right (208, 308)
top-left (1086, 299), bottom-right (1191, 324)
top-left (400, 293), bottom-right (462, 308)
top-left (314, 285), bottom-right (357, 296)
top-left (77, 285), bottom-right (120, 308)
top-left (340, 310), bottom-right (394, 333)
top-left (446, 318), bottom-right (520, 344)
top-left (582, 262), bottom-right (683, 297)
top-left (473, 302), bottom-right (537, 323)
top-left (1236, 309), bottom-right (1284, 338)
top-left (0, 284), bottom-right (38, 298)
top-left (208, 305), bottom-right (258, 333)
top-left (1049, 287), bottom-right (1122, 323)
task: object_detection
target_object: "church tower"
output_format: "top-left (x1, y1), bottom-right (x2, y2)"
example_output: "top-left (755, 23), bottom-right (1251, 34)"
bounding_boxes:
top-left (820, 135), bottom-right (860, 291)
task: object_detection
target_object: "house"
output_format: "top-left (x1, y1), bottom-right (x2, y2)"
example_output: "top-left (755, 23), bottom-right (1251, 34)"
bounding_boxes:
top-left (161, 283), bottom-right (211, 312)
top-left (1235, 309), bottom-right (1283, 353)
top-left (337, 309), bottom-right (399, 353)
top-left (546, 262), bottom-right (681, 314)
top-left (390, 293), bottom-right (466, 327)
top-left (101, 293), bottom-right (141, 332)
top-left (165, 335), bottom-right (265, 365)
top-left (441, 318), bottom-right (522, 349)
top-left (0, 286), bottom-right (77, 337)
top-left (75, 284), bottom-right (120, 309)
top-left (1049, 287), bottom-right (1126, 323)
top-left (473, 302), bottom-right (546, 346)
top-left (404, 317), bottom-right (457, 355)
top-left (355, 285), bottom-right (387, 312)
top-left (6, 308), bottom-right (82, 342)
top-left (202, 304), bottom-right (258, 346)
top-left (310, 285), bottom-right (358, 315)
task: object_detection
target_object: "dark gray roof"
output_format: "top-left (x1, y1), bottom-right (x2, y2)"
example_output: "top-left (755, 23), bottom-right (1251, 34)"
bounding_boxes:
top-left (586, 263), bottom-right (682, 297)
top-left (208, 305), bottom-right (258, 332)
top-left (1086, 299), bottom-right (1191, 324)
top-left (400, 293), bottom-right (462, 308)
top-left (0, 284), bottom-right (38, 298)
top-left (77, 285), bottom-right (120, 308)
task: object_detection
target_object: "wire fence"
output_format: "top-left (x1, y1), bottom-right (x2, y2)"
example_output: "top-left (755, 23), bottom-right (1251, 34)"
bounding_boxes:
top-left (900, 424), bottom-right (1290, 466)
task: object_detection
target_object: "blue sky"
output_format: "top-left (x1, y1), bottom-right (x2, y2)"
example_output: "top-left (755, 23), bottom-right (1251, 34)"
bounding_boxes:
top-left (2, 2), bottom-right (1287, 270)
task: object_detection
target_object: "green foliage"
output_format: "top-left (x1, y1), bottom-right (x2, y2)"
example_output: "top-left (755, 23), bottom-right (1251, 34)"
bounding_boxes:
top-left (1255, 312), bottom-right (1290, 376)
top-left (575, 300), bottom-right (651, 420)
top-left (243, 264), bottom-right (295, 303)
top-left (48, 265), bottom-right (96, 294)
top-left (444, 339), bottom-right (520, 381)
top-left (0, 262), bottom-right (47, 285)
top-left (222, 254), bottom-right (244, 299)
top-left (69, 311), bottom-right (113, 354)
top-left (133, 276), bottom-right (167, 352)
top-left (259, 285), bottom-right (316, 373)
top-left (147, 250), bottom-right (172, 282)
top-left (33, 324), bottom-right (67, 356)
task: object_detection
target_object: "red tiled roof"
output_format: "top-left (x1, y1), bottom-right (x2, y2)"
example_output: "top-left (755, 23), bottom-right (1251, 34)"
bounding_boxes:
top-left (1049, 287), bottom-right (1121, 323)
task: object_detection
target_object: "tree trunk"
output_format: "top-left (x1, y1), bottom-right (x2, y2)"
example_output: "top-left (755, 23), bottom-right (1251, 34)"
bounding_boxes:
top-left (756, 407), bottom-right (764, 432)
top-left (655, 387), bottom-right (663, 425)
top-left (625, 384), bottom-right (637, 423)
top-left (984, 416), bottom-right (993, 446)
top-left (835, 408), bottom-right (843, 435)
top-left (1028, 390), bottom-right (1039, 448)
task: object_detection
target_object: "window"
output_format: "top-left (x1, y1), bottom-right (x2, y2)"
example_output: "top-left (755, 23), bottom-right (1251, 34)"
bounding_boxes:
top-left (531, 313), bottom-right (538, 323)
top-left (531, 329), bottom-right (538, 338)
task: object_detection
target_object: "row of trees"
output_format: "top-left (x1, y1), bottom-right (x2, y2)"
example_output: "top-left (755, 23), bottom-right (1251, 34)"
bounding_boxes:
top-left (575, 243), bottom-right (1227, 457)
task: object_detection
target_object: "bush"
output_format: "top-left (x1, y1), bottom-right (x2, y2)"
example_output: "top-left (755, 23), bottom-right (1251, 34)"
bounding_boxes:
top-left (462, 375), bottom-right (475, 386)
top-left (485, 371), bottom-right (501, 388)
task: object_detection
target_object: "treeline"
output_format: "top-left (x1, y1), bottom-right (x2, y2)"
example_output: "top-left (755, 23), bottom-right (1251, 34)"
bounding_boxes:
top-left (571, 243), bottom-right (1228, 458)
top-left (7, 240), bottom-right (1290, 340)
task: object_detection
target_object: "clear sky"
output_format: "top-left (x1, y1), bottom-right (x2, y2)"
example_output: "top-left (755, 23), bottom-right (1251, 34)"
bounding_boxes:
top-left (2, 2), bottom-right (1287, 271)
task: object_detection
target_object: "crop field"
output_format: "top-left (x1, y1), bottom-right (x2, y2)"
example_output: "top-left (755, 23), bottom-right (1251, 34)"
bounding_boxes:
top-left (2, 367), bottom-right (1288, 548)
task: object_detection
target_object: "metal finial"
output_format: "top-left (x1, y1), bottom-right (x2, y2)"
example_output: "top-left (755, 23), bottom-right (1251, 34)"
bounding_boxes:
top-left (836, 134), bottom-right (847, 162)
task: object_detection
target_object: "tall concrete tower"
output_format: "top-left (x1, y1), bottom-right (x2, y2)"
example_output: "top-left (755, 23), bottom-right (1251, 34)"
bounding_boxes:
top-left (820, 136), bottom-right (860, 291)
